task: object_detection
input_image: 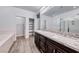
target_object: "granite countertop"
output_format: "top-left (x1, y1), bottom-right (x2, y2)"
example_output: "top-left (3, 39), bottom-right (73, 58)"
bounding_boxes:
top-left (0, 31), bottom-right (15, 47)
top-left (35, 30), bottom-right (79, 52)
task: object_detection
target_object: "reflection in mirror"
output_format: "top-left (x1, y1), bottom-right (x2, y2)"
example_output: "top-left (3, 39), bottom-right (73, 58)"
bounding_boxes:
top-left (61, 17), bottom-right (79, 38)
top-left (40, 6), bottom-right (79, 38)
top-left (60, 18), bottom-right (65, 32)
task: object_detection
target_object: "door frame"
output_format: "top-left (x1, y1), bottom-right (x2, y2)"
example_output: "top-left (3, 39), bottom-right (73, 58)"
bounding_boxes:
top-left (16, 16), bottom-right (26, 37)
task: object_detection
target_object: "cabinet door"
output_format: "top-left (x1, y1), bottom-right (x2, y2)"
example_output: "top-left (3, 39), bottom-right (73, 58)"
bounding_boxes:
top-left (46, 41), bottom-right (56, 53)
top-left (39, 35), bottom-right (46, 53)
top-left (35, 33), bottom-right (40, 49)
top-left (46, 45), bottom-right (55, 53)
top-left (40, 41), bottom-right (46, 53)
top-left (40, 35), bottom-right (46, 43)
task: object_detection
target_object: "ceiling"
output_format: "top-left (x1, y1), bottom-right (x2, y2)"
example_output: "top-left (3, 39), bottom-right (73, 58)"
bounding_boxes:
top-left (14, 6), bottom-right (42, 13)
top-left (14, 6), bottom-right (79, 17)
top-left (43, 6), bottom-right (79, 17)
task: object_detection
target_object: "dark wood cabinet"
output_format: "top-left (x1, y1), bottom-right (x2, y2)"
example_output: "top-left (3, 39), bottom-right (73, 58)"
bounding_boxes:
top-left (46, 41), bottom-right (55, 53)
top-left (40, 41), bottom-right (46, 52)
top-left (34, 32), bottom-right (78, 53)
top-left (39, 35), bottom-right (46, 53)
top-left (35, 33), bottom-right (40, 49)
top-left (55, 46), bottom-right (67, 53)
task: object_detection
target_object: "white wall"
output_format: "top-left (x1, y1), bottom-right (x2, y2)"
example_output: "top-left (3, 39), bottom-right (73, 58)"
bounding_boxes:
top-left (0, 7), bottom-right (16, 32)
top-left (33, 15), bottom-right (39, 30)
top-left (0, 6), bottom-right (38, 38)
top-left (40, 15), bottom-right (53, 31)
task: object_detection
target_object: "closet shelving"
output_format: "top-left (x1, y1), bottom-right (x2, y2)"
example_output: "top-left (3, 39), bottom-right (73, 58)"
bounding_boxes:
top-left (29, 18), bottom-right (34, 36)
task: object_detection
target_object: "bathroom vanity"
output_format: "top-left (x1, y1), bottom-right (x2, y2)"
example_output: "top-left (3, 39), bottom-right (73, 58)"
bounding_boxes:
top-left (34, 30), bottom-right (79, 53)
top-left (0, 32), bottom-right (16, 53)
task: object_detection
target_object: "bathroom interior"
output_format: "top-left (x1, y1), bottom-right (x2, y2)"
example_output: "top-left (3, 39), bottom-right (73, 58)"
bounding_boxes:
top-left (0, 6), bottom-right (79, 53)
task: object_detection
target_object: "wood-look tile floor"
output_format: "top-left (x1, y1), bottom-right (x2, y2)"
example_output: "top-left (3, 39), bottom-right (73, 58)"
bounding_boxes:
top-left (9, 36), bottom-right (40, 53)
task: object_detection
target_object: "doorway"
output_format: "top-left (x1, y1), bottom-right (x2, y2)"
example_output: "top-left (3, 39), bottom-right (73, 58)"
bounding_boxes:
top-left (16, 16), bottom-right (26, 37)
top-left (29, 18), bottom-right (34, 36)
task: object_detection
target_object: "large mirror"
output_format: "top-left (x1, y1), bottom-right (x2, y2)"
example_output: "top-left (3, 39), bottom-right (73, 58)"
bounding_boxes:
top-left (39, 6), bottom-right (79, 38)
top-left (61, 16), bottom-right (79, 38)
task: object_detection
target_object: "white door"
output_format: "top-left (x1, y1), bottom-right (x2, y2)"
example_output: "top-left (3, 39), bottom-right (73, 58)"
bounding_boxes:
top-left (16, 16), bottom-right (25, 36)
